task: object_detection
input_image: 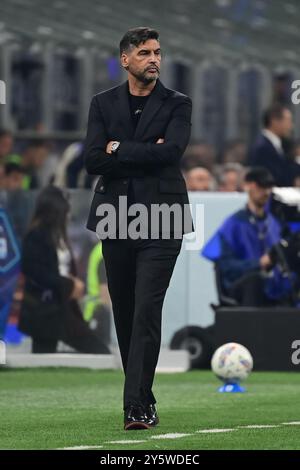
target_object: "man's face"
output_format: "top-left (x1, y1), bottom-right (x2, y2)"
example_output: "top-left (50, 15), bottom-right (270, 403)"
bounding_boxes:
top-left (245, 182), bottom-right (272, 208)
top-left (121, 39), bottom-right (161, 84)
top-left (220, 171), bottom-right (240, 192)
top-left (272, 109), bottom-right (293, 138)
top-left (185, 167), bottom-right (212, 191)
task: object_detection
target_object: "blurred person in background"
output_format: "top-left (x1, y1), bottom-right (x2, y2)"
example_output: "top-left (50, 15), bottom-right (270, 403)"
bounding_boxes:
top-left (289, 140), bottom-right (300, 186)
top-left (20, 140), bottom-right (49, 189)
top-left (0, 129), bottom-right (13, 163)
top-left (0, 205), bottom-right (20, 340)
top-left (183, 165), bottom-right (216, 191)
top-left (249, 104), bottom-right (294, 186)
top-left (221, 139), bottom-right (247, 165)
top-left (292, 140), bottom-right (300, 165)
top-left (18, 185), bottom-right (111, 354)
top-left (3, 163), bottom-right (25, 191)
top-left (54, 141), bottom-right (93, 188)
top-left (0, 163), bottom-right (5, 189)
top-left (83, 242), bottom-right (111, 346)
top-left (182, 140), bottom-right (216, 172)
top-left (202, 167), bottom-right (294, 307)
top-left (216, 163), bottom-right (244, 192)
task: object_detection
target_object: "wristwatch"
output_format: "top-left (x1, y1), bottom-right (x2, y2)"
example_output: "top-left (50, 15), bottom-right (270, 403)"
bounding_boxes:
top-left (111, 141), bottom-right (120, 154)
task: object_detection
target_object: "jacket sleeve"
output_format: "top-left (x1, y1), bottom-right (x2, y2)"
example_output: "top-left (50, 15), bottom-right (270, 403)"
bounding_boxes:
top-left (84, 95), bottom-right (121, 176)
top-left (21, 232), bottom-right (74, 299)
top-left (217, 236), bottom-right (260, 285)
top-left (116, 96), bottom-right (192, 168)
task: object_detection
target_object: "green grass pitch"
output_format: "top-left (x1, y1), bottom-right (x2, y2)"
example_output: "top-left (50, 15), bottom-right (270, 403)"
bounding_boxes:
top-left (0, 368), bottom-right (300, 450)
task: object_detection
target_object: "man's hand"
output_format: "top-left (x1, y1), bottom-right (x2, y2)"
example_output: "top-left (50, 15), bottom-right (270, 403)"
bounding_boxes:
top-left (259, 254), bottom-right (272, 270)
top-left (70, 277), bottom-right (85, 300)
top-left (107, 139), bottom-right (163, 153)
top-left (106, 141), bottom-right (114, 154)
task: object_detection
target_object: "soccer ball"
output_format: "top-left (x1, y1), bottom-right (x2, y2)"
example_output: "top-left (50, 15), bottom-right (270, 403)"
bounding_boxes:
top-left (211, 342), bottom-right (253, 383)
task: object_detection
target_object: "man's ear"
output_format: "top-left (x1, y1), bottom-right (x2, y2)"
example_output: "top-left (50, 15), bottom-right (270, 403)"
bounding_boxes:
top-left (120, 53), bottom-right (129, 70)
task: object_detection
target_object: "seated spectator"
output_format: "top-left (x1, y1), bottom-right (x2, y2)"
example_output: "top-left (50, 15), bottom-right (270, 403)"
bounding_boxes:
top-left (18, 185), bottom-right (111, 354)
top-left (221, 139), bottom-right (247, 165)
top-left (3, 163), bottom-right (25, 190)
top-left (183, 166), bottom-right (216, 191)
top-left (182, 141), bottom-right (216, 172)
top-left (216, 163), bottom-right (245, 192)
top-left (0, 129), bottom-right (13, 163)
top-left (202, 167), bottom-right (294, 306)
top-left (20, 140), bottom-right (49, 189)
top-left (249, 104), bottom-right (294, 186)
top-left (0, 163), bottom-right (5, 189)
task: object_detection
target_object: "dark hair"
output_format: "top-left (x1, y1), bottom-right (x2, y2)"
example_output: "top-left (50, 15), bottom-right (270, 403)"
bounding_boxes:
top-left (4, 162), bottom-right (24, 176)
top-left (29, 185), bottom-right (70, 247)
top-left (244, 167), bottom-right (275, 188)
top-left (119, 27), bottom-right (159, 55)
top-left (263, 103), bottom-right (289, 128)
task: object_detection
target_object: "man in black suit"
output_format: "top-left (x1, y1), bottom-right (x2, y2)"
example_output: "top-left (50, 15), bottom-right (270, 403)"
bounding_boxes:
top-left (249, 103), bottom-right (293, 186)
top-left (84, 27), bottom-right (194, 430)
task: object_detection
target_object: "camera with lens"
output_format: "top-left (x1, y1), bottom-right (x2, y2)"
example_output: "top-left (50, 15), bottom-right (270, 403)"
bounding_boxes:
top-left (269, 188), bottom-right (300, 278)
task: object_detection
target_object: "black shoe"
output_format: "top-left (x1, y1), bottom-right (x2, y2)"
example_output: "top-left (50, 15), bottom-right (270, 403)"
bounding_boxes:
top-left (124, 405), bottom-right (151, 430)
top-left (144, 403), bottom-right (159, 426)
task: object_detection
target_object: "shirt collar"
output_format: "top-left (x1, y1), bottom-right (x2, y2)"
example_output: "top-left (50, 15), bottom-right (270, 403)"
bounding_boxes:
top-left (262, 129), bottom-right (283, 153)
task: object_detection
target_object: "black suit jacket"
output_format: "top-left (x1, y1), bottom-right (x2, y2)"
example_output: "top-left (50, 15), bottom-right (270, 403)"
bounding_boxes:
top-left (249, 134), bottom-right (292, 186)
top-left (84, 79), bottom-right (194, 238)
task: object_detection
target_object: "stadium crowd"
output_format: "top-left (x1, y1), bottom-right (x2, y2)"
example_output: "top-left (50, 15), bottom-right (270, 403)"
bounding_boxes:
top-left (1, 104), bottom-right (300, 193)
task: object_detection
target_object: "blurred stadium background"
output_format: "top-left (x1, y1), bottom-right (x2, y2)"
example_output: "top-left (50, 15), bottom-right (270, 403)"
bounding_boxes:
top-left (1, 0), bottom-right (300, 450)
top-left (1, 0), bottom-right (300, 143)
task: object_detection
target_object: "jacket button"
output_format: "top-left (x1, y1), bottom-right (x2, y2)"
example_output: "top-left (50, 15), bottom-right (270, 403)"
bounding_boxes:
top-left (123, 180), bottom-right (128, 184)
top-left (100, 186), bottom-right (104, 190)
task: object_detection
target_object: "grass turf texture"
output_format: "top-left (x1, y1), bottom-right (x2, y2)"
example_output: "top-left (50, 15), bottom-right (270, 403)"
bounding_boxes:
top-left (0, 368), bottom-right (300, 450)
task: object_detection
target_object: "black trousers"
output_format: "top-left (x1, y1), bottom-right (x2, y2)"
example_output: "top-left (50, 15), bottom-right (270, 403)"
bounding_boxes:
top-left (102, 236), bottom-right (183, 410)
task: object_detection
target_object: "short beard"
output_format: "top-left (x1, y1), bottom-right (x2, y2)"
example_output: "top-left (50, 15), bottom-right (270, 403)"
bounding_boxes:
top-left (130, 68), bottom-right (159, 85)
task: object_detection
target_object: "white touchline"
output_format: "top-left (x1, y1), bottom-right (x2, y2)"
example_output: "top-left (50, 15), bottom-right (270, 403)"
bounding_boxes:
top-left (196, 429), bottom-right (235, 433)
top-left (60, 445), bottom-right (103, 450)
top-left (282, 422), bottom-right (300, 425)
top-left (239, 425), bottom-right (279, 429)
top-left (105, 440), bottom-right (147, 444)
top-left (151, 433), bottom-right (192, 439)
top-left (57, 421), bottom-right (300, 449)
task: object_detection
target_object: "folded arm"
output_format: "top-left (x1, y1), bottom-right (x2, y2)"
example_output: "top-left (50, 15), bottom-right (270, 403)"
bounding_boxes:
top-left (116, 96), bottom-right (192, 169)
top-left (84, 96), bottom-right (122, 176)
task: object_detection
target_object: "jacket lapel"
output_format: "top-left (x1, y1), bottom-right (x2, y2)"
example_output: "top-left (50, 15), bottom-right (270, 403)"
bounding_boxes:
top-left (134, 79), bottom-right (169, 140)
top-left (115, 81), bottom-right (135, 139)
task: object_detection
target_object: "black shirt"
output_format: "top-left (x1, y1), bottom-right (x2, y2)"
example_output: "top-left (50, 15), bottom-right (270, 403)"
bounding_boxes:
top-left (127, 92), bottom-right (150, 210)
top-left (128, 93), bottom-right (150, 130)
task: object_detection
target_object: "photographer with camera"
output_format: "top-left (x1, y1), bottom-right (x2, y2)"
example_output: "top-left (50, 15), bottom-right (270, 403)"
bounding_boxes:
top-left (202, 167), bottom-right (294, 307)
